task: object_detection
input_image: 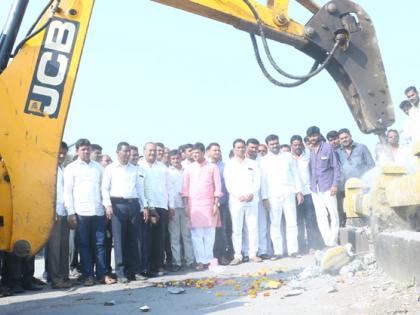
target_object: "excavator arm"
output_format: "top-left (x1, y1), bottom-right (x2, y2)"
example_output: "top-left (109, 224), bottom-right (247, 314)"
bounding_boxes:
top-left (0, 0), bottom-right (392, 256)
top-left (153, 0), bottom-right (394, 134)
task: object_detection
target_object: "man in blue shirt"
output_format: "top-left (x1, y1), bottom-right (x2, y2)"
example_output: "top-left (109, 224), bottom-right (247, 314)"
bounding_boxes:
top-left (336, 128), bottom-right (375, 226)
top-left (207, 143), bottom-right (234, 265)
top-left (307, 126), bottom-right (341, 247)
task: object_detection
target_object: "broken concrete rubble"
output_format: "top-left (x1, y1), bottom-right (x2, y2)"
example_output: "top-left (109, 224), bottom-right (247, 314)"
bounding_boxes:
top-left (299, 246), bottom-right (378, 281)
top-left (363, 253), bottom-right (376, 265)
top-left (339, 259), bottom-right (364, 277)
top-left (317, 244), bottom-right (354, 273)
top-left (299, 265), bottom-right (322, 280)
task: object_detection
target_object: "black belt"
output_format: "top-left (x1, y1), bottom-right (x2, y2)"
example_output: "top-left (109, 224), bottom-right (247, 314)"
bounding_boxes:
top-left (111, 197), bottom-right (138, 204)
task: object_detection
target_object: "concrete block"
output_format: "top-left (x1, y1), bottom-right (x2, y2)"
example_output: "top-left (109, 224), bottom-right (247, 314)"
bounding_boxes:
top-left (375, 231), bottom-right (420, 284)
top-left (339, 227), bottom-right (370, 254)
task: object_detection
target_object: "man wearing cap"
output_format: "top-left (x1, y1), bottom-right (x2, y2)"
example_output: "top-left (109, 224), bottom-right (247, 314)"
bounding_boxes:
top-left (307, 126), bottom-right (340, 247)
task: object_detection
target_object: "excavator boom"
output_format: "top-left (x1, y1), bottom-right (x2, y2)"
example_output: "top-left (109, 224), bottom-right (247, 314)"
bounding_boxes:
top-left (153, 0), bottom-right (394, 135)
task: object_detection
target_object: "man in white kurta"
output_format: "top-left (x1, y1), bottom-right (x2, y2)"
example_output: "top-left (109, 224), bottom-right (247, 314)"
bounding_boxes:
top-left (224, 139), bottom-right (261, 265)
top-left (260, 134), bottom-right (303, 258)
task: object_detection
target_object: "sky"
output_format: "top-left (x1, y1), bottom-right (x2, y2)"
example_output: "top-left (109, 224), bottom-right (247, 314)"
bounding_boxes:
top-left (0, 0), bottom-right (418, 159)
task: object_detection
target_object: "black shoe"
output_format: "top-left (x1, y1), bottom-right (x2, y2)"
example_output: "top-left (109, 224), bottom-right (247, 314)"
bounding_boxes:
top-left (170, 265), bottom-right (181, 272)
top-left (270, 255), bottom-right (282, 261)
top-left (140, 271), bottom-right (152, 278)
top-left (117, 276), bottom-right (129, 284)
top-left (0, 285), bottom-right (14, 297)
top-left (23, 283), bottom-right (43, 291)
top-left (218, 257), bottom-right (231, 266)
top-left (147, 271), bottom-right (160, 278)
top-left (32, 277), bottom-right (47, 286)
top-left (127, 274), bottom-right (147, 281)
top-left (289, 253), bottom-right (302, 258)
top-left (259, 254), bottom-right (271, 260)
top-left (75, 275), bottom-right (85, 284)
top-left (185, 263), bottom-right (196, 270)
top-left (242, 256), bottom-right (249, 263)
top-left (11, 284), bottom-right (25, 294)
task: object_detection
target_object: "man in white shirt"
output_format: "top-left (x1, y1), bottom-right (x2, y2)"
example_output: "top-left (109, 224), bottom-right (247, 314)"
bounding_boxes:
top-left (155, 142), bottom-right (165, 163)
top-left (375, 129), bottom-right (418, 173)
top-left (90, 144), bottom-right (103, 163)
top-left (261, 134), bottom-right (304, 259)
top-left (167, 149), bottom-right (195, 271)
top-left (225, 139), bottom-right (262, 265)
top-left (102, 142), bottom-right (146, 283)
top-left (48, 142), bottom-right (72, 289)
top-left (290, 135), bottom-right (324, 253)
top-left (180, 143), bottom-right (194, 168)
top-left (155, 142), bottom-right (173, 267)
top-left (246, 138), bottom-right (272, 260)
top-left (100, 155), bottom-right (112, 167)
top-left (64, 139), bottom-right (114, 286)
top-left (405, 85), bottom-right (419, 108)
top-left (399, 100), bottom-right (420, 147)
top-left (129, 145), bottom-right (152, 278)
top-left (139, 142), bottom-right (175, 276)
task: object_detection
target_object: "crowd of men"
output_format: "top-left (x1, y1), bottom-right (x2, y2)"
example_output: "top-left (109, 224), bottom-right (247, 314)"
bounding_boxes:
top-left (0, 85), bottom-right (419, 297)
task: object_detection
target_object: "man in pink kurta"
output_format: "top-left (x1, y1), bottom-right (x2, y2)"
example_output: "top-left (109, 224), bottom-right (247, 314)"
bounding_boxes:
top-left (182, 143), bottom-right (222, 270)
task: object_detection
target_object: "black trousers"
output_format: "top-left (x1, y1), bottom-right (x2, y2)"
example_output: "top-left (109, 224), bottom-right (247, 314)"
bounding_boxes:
top-left (213, 203), bottom-right (234, 259)
top-left (111, 199), bottom-right (141, 278)
top-left (164, 217), bottom-right (173, 265)
top-left (47, 216), bottom-right (70, 284)
top-left (69, 229), bottom-right (80, 271)
top-left (104, 219), bottom-right (113, 274)
top-left (297, 194), bottom-right (324, 253)
top-left (138, 214), bottom-right (151, 273)
top-left (337, 191), bottom-right (347, 228)
top-left (1, 253), bottom-right (34, 287)
top-left (150, 208), bottom-right (168, 271)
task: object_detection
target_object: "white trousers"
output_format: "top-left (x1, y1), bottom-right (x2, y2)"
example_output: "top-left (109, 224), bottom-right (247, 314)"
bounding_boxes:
top-left (168, 208), bottom-right (195, 266)
top-left (269, 194), bottom-right (298, 255)
top-left (230, 198), bottom-right (259, 259)
top-left (190, 227), bottom-right (215, 264)
top-left (258, 199), bottom-right (273, 255)
top-left (242, 221), bottom-right (249, 255)
top-left (311, 190), bottom-right (339, 247)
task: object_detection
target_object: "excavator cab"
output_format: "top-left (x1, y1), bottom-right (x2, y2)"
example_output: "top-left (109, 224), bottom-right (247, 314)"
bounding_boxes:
top-left (0, 0), bottom-right (392, 256)
top-left (0, 0), bottom-right (94, 256)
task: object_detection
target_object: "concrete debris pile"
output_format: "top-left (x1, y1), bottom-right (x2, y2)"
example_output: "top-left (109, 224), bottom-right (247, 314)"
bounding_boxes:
top-left (300, 244), bottom-right (379, 280)
top-left (318, 243), bottom-right (354, 273)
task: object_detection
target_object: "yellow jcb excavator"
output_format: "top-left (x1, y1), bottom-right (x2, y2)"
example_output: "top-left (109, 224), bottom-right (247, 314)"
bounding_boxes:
top-left (0, 0), bottom-right (394, 256)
